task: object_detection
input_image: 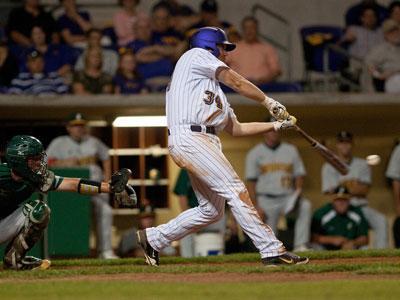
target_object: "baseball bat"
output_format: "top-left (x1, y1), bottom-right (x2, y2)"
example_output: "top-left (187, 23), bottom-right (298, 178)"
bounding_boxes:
top-left (294, 125), bottom-right (349, 175)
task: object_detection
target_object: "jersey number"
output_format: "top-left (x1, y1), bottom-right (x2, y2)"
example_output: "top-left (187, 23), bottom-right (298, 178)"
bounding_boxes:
top-left (203, 90), bottom-right (222, 109)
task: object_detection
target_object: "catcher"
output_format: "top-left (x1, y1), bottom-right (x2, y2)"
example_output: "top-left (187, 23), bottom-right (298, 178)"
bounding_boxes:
top-left (0, 135), bottom-right (136, 271)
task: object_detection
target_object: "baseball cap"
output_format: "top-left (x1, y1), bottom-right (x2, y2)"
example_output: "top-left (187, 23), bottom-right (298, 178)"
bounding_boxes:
top-left (332, 185), bottom-right (351, 201)
top-left (201, 0), bottom-right (218, 12)
top-left (382, 19), bottom-right (400, 34)
top-left (336, 131), bottom-right (353, 142)
top-left (67, 112), bottom-right (87, 126)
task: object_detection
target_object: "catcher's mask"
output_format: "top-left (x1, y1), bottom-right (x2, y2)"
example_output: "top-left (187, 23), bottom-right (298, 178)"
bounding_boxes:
top-left (6, 135), bottom-right (49, 185)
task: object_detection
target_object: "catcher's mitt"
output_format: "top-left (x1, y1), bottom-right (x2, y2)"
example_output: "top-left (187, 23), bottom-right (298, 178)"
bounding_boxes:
top-left (110, 168), bottom-right (137, 208)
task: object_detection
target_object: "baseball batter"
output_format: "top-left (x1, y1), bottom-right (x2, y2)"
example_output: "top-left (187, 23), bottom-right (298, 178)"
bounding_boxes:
top-left (321, 131), bottom-right (388, 248)
top-left (137, 27), bottom-right (309, 266)
top-left (245, 128), bottom-right (311, 251)
top-left (0, 135), bottom-right (136, 270)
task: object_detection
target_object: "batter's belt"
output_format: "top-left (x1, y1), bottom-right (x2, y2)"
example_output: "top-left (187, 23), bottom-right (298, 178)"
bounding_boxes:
top-left (168, 125), bottom-right (216, 136)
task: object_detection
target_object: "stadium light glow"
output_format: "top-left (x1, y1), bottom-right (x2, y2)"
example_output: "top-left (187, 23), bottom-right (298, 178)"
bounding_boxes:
top-left (112, 116), bottom-right (167, 127)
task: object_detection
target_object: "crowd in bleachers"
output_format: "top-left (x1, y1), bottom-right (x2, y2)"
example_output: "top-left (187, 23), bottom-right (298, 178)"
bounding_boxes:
top-left (0, 0), bottom-right (399, 95)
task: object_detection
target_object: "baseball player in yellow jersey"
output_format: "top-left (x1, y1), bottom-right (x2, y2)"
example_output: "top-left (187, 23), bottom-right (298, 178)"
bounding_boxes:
top-left (137, 27), bottom-right (309, 266)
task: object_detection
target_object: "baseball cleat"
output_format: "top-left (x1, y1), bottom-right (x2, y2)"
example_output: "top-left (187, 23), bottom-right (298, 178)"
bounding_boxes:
top-left (3, 256), bottom-right (51, 271)
top-left (261, 252), bottom-right (309, 266)
top-left (137, 230), bottom-right (159, 266)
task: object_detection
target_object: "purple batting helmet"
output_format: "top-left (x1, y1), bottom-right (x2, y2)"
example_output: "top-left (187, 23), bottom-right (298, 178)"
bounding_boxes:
top-left (189, 27), bottom-right (236, 57)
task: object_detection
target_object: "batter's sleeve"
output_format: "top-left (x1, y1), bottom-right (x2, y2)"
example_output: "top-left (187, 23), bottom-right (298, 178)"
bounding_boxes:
top-left (386, 145), bottom-right (400, 180)
top-left (292, 146), bottom-right (306, 177)
top-left (321, 163), bottom-right (340, 193)
top-left (191, 49), bottom-right (228, 80)
top-left (245, 147), bottom-right (260, 181)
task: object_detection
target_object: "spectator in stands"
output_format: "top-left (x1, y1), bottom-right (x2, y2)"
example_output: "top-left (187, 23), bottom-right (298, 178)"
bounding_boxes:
top-left (126, 18), bottom-right (175, 91)
top-left (9, 50), bottom-right (68, 95)
top-left (226, 16), bottom-right (281, 85)
top-left (311, 186), bottom-right (369, 250)
top-left (341, 6), bottom-right (383, 60)
top-left (172, 5), bottom-right (199, 37)
top-left (188, 0), bottom-right (236, 40)
top-left (57, 0), bottom-right (93, 47)
top-left (16, 26), bottom-right (74, 78)
top-left (47, 113), bottom-right (118, 259)
top-left (385, 139), bottom-right (400, 248)
top-left (345, 0), bottom-right (388, 27)
top-left (151, 1), bottom-right (185, 48)
top-left (366, 19), bottom-right (400, 93)
top-left (321, 131), bottom-right (388, 249)
top-left (73, 47), bottom-right (113, 94)
top-left (113, 0), bottom-right (148, 47)
top-left (6, 0), bottom-right (59, 47)
top-left (113, 49), bottom-right (146, 94)
top-left (75, 29), bottom-right (119, 76)
top-left (389, 1), bottom-right (400, 25)
top-left (0, 42), bottom-right (19, 93)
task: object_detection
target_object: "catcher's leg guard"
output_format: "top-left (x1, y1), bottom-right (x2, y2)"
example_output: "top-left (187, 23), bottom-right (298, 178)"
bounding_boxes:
top-left (3, 199), bottom-right (51, 270)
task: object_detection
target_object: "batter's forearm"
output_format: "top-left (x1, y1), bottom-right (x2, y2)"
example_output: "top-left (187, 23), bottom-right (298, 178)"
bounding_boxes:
top-left (217, 68), bottom-right (266, 103)
top-left (234, 122), bottom-right (276, 136)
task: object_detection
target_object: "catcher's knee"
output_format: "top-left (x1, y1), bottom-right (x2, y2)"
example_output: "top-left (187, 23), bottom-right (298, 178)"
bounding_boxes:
top-left (23, 199), bottom-right (51, 226)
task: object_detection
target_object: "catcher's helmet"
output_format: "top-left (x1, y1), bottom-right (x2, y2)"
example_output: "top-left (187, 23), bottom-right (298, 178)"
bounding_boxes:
top-left (190, 27), bottom-right (236, 57)
top-left (6, 135), bottom-right (48, 184)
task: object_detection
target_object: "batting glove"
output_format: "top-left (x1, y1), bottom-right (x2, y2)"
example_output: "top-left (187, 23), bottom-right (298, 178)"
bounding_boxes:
top-left (273, 115), bottom-right (297, 131)
top-left (262, 96), bottom-right (289, 121)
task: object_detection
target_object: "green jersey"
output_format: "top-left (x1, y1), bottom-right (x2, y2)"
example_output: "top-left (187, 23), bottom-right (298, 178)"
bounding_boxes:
top-left (0, 163), bottom-right (63, 219)
top-left (311, 203), bottom-right (369, 250)
top-left (173, 169), bottom-right (198, 208)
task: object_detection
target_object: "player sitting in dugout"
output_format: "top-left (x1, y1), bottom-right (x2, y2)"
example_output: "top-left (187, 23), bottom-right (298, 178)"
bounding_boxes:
top-left (0, 135), bottom-right (137, 271)
top-left (311, 186), bottom-right (369, 250)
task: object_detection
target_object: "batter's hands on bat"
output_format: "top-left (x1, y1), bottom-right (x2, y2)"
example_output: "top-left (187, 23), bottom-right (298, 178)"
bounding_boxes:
top-left (110, 168), bottom-right (137, 208)
top-left (262, 96), bottom-right (289, 121)
top-left (273, 115), bottom-right (297, 131)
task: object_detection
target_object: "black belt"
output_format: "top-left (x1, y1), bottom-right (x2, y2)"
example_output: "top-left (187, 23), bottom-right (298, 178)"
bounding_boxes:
top-left (168, 125), bottom-right (216, 136)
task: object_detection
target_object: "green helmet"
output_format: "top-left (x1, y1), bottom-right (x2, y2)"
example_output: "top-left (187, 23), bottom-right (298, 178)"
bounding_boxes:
top-left (5, 135), bottom-right (48, 184)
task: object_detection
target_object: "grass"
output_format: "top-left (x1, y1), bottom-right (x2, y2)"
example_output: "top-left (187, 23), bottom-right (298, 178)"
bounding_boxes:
top-left (0, 249), bottom-right (399, 299)
top-left (1, 280), bottom-right (400, 300)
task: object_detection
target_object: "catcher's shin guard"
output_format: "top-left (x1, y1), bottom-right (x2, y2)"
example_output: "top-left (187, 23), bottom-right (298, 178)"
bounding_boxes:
top-left (3, 199), bottom-right (51, 270)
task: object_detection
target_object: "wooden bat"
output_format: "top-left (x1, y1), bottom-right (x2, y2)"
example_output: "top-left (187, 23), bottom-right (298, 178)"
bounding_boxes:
top-left (294, 125), bottom-right (349, 175)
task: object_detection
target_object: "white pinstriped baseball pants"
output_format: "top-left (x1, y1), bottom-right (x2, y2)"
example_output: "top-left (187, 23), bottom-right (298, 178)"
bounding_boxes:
top-left (146, 126), bottom-right (285, 258)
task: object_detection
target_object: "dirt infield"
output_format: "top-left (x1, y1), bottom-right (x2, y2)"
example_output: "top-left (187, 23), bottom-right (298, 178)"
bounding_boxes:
top-left (1, 255), bottom-right (400, 284)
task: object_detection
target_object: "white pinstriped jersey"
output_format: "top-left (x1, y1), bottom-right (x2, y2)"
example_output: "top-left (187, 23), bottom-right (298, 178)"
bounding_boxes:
top-left (166, 48), bottom-right (235, 132)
